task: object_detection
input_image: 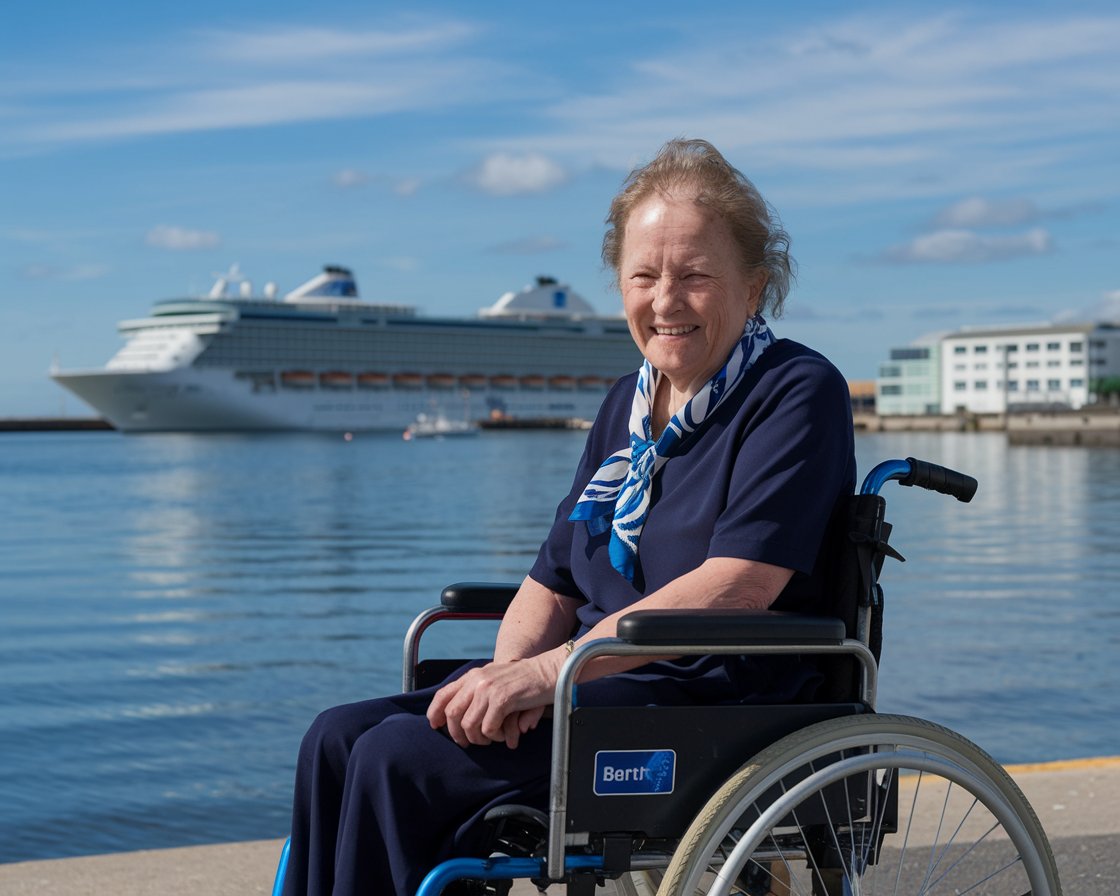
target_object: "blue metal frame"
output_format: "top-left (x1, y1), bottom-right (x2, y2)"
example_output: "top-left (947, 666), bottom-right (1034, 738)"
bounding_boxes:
top-left (271, 837), bottom-right (291, 896)
top-left (860, 458), bottom-right (911, 496)
top-left (416, 855), bottom-right (606, 896)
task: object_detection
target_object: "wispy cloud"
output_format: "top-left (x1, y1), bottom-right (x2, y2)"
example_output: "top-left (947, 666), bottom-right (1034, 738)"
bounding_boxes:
top-left (203, 23), bottom-right (478, 64)
top-left (932, 197), bottom-right (1042, 229)
top-left (879, 227), bottom-right (1053, 264)
top-left (466, 153), bottom-right (568, 196)
top-left (332, 168), bottom-right (370, 189)
top-left (19, 263), bottom-right (111, 282)
top-left (503, 11), bottom-right (1120, 206)
top-left (487, 235), bottom-right (567, 255)
top-left (3, 19), bottom-right (502, 148)
top-left (146, 225), bottom-right (221, 251)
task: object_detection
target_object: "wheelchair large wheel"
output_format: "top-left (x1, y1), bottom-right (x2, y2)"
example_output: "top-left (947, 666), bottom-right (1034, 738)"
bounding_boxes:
top-left (656, 714), bottom-right (1060, 896)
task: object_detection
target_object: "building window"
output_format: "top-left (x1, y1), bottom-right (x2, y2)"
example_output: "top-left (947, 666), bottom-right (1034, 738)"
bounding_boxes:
top-left (880, 384), bottom-right (902, 395)
top-left (954, 381), bottom-right (967, 391)
top-left (1007, 381), bottom-right (1019, 392)
top-left (1047, 379), bottom-right (1061, 390)
top-left (954, 345), bottom-right (967, 355)
top-left (974, 345), bottom-right (988, 354)
top-left (1070, 341), bottom-right (1083, 352)
top-left (1071, 378), bottom-right (1084, 388)
top-left (1047, 342), bottom-right (1061, 351)
top-left (1026, 343), bottom-right (1040, 352)
top-left (1026, 380), bottom-right (1040, 391)
top-left (974, 380), bottom-right (988, 390)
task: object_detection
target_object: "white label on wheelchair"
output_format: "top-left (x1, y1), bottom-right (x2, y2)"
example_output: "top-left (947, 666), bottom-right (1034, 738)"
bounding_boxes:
top-left (593, 749), bottom-right (676, 796)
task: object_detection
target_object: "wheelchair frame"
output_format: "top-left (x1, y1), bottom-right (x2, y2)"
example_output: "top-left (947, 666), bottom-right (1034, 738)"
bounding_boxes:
top-left (273, 458), bottom-right (1062, 896)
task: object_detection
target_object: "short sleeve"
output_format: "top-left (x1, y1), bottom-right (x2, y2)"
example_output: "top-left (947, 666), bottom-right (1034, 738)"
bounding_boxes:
top-left (706, 353), bottom-right (854, 574)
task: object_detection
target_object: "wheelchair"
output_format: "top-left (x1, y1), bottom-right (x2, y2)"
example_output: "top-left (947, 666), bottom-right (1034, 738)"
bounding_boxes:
top-left (272, 457), bottom-right (1062, 896)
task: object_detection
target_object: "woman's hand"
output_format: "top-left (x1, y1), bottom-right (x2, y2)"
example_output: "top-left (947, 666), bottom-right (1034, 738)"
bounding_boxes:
top-left (427, 652), bottom-right (561, 749)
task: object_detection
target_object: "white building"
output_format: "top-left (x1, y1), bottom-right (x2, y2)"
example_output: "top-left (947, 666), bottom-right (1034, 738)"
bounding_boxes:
top-left (877, 322), bottom-right (1120, 415)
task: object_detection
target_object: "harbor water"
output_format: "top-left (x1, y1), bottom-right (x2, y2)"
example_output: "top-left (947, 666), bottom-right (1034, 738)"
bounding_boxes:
top-left (1, 429), bottom-right (1118, 863)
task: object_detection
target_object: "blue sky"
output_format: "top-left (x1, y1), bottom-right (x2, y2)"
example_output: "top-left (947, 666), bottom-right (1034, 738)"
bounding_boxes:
top-left (3, 1), bottom-right (1118, 417)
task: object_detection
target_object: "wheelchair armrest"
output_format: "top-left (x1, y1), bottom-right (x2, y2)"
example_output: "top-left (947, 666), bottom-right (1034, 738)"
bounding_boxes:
top-left (616, 609), bottom-right (845, 646)
top-left (440, 582), bottom-right (519, 615)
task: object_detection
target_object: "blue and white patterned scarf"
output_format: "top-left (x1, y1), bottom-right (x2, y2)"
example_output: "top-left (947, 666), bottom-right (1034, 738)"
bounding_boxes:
top-left (569, 315), bottom-right (775, 581)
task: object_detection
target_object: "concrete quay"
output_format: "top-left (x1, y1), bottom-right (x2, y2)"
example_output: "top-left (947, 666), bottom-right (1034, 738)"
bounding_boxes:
top-left (1, 756), bottom-right (1117, 895)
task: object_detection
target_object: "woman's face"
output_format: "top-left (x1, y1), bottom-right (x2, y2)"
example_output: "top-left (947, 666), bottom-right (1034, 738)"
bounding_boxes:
top-left (619, 192), bottom-right (765, 398)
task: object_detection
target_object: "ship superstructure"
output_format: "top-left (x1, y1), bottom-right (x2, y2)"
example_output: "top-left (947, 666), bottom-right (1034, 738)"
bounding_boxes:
top-left (51, 267), bottom-right (642, 432)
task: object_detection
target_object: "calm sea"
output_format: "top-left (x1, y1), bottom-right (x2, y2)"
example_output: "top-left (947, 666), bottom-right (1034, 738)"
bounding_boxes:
top-left (1, 429), bottom-right (1118, 863)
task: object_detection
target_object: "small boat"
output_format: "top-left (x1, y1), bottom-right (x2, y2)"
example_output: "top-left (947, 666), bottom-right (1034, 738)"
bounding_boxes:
top-left (520, 375), bottom-right (547, 390)
top-left (490, 374), bottom-right (518, 390)
top-left (548, 375), bottom-right (577, 390)
top-left (459, 374), bottom-right (488, 389)
top-left (403, 413), bottom-right (479, 440)
top-left (393, 373), bottom-right (425, 389)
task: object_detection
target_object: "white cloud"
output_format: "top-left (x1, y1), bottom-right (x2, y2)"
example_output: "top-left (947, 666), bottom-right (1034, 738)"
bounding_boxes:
top-left (880, 227), bottom-right (1053, 264)
top-left (487, 235), bottom-right (567, 255)
top-left (19, 263), bottom-right (111, 281)
top-left (332, 168), bottom-right (370, 189)
top-left (467, 153), bottom-right (567, 196)
top-left (5, 19), bottom-right (507, 147)
top-left (933, 197), bottom-right (1041, 229)
top-left (205, 23), bottom-right (478, 65)
top-left (146, 225), bottom-right (221, 251)
top-left (393, 178), bottom-right (422, 197)
top-left (1059, 289), bottom-right (1120, 323)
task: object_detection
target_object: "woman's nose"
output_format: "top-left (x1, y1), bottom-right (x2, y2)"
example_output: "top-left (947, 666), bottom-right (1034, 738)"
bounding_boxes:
top-left (650, 277), bottom-right (682, 315)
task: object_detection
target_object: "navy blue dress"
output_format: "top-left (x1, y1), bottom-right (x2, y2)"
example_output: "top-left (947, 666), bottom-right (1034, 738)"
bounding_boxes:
top-left (283, 338), bottom-right (855, 896)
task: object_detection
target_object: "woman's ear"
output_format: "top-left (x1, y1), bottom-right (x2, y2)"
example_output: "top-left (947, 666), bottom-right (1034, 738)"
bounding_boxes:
top-left (747, 269), bottom-right (769, 317)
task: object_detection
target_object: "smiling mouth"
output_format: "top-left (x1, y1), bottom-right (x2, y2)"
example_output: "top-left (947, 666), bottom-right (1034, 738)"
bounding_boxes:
top-left (653, 325), bottom-right (698, 336)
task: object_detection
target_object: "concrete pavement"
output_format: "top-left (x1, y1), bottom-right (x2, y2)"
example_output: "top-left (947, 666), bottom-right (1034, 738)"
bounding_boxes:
top-left (1, 756), bottom-right (1116, 895)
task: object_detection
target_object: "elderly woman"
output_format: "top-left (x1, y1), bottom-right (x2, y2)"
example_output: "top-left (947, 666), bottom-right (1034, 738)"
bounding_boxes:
top-left (282, 138), bottom-right (855, 896)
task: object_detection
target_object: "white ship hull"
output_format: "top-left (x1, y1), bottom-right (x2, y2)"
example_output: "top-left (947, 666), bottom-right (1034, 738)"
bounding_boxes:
top-left (53, 366), bottom-right (615, 433)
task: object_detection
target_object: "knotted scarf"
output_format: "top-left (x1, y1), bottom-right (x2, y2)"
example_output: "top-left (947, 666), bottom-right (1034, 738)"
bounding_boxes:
top-left (568, 315), bottom-right (775, 580)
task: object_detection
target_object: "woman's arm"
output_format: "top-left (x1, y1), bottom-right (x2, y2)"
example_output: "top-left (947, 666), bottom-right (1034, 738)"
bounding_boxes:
top-left (427, 558), bottom-right (790, 749)
top-left (426, 576), bottom-right (581, 749)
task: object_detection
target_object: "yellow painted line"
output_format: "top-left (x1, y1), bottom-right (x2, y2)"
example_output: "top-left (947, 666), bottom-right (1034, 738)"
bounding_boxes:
top-left (1003, 755), bottom-right (1120, 775)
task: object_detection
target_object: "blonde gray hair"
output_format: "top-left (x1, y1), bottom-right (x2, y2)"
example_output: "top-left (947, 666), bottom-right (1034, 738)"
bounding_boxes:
top-left (602, 138), bottom-right (794, 317)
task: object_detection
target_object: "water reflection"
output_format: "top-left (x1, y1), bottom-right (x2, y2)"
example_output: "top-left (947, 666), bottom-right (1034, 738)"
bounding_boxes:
top-left (857, 433), bottom-right (1120, 761)
top-left (1, 430), bottom-right (1118, 863)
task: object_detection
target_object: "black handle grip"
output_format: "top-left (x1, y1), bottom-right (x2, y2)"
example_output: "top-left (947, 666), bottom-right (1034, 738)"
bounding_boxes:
top-left (900, 457), bottom-right (978, 503)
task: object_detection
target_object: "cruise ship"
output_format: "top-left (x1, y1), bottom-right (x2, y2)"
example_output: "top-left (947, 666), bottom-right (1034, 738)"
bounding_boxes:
top-left (50, 266), bottom-right (643, 433)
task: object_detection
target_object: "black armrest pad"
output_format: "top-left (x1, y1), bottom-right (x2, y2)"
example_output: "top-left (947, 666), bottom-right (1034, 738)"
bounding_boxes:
top-left (617, 609), bottom-right (846, 646)
top-left (440, 582), bottom-right (519, 614)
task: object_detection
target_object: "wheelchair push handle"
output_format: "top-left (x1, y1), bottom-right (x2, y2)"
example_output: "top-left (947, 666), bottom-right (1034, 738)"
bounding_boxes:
top-left (900, 456), bottom-right (977, 502)
top-left (860, 457), bottom-right (977, 503)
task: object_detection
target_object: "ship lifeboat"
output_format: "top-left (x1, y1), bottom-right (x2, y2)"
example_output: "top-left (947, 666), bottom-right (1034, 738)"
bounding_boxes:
top-left (393, 372), bottom-right (425, 389)
top-left (319, 370), bottom-right (354, 390)
top-left (426, 373), bottom-right (457, 390)
top-left (280, 370), bottom-right (317, 389)
top-left (548, 375), bottom-right (576, 390)
top-left (356, 372), bottom-right (390, 389)
top-left (520, 375), bottom-right (547, 390)
top-left (578, 375), bottom-right (604, 390)
top-left (490, 374), bottom-right (518, 390)
top-left (459, 373), bottom-right (488, 389)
